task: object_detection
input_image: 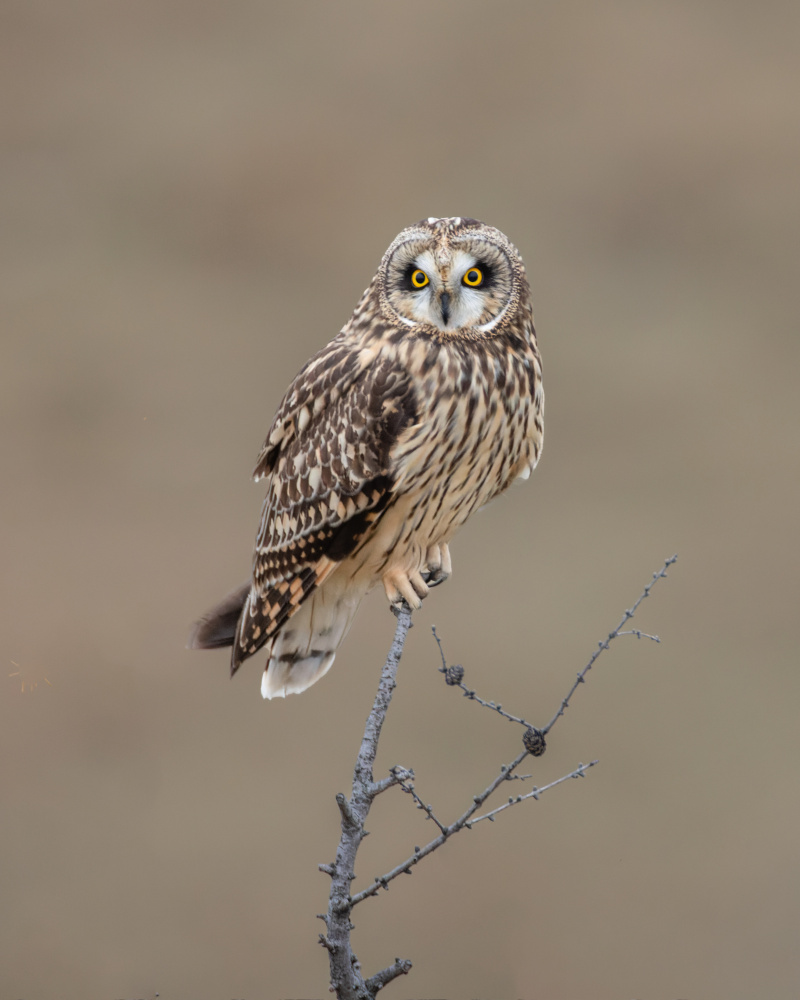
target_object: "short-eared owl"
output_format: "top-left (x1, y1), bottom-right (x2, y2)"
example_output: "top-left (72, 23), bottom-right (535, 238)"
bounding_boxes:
top-left (190, 218), bottom-right (543, 699)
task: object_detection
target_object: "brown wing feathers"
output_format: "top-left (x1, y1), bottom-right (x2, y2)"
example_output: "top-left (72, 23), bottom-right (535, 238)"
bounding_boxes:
top-left (199, 353), bottom-right (417, 675)
top-left (188, 580), bottom-right (251, 650)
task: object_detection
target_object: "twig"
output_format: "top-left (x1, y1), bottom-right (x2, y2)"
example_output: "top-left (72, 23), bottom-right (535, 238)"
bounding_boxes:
top-left (348, 750), bottom-right (593, 907)
top-left (368, 767), bottom-right (413, 799)
top-left (432, 627), bottom-right (532, 727)
top-left (395, 774), bottom-right (448, 835)
top-left (364, 958), bottom-right (413, 994)
top-left (431, 555), bottom-right (676, 740)
top-left (466, 761), bottom-right (598, 826)
top-left (541, 554), bottom-right (676, 734)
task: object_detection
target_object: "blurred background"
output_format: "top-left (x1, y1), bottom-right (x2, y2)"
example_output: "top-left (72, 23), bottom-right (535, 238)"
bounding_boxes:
top-left (2, 2), bottom-right (799, 998)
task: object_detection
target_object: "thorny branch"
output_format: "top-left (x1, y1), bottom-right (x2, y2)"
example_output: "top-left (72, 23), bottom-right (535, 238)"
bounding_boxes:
top-left (319, 556), bottom-right (677, 997)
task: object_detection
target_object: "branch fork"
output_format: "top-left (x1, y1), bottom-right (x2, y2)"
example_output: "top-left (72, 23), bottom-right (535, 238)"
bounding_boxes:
top-left (320, 556), bottom-right (676, 997)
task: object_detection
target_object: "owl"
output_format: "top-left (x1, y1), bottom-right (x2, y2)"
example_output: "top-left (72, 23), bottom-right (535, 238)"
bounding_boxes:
top-left (190, 217), bottom-right (544, 699)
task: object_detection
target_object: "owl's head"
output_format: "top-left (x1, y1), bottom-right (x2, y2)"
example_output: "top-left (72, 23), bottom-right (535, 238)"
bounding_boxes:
top-left (377, 217), bottom-right (529, 337)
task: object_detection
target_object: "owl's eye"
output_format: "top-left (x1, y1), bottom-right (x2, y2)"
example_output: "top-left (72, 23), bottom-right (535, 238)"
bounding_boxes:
top-left (462, 267), bottom-right (484, 287)
top-left (411, 269), bottom-right (429, 289)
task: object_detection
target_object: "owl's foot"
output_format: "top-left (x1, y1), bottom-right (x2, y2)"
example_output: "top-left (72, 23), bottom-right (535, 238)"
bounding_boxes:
top-left (383, 568), bottom-right (430, 610)
top-left (421, 543), bottom-right (452, 588)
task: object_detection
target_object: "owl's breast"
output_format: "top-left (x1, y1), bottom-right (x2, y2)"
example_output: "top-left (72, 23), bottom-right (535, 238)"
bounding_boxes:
top-left (388, 336), bottom-right (542, 529)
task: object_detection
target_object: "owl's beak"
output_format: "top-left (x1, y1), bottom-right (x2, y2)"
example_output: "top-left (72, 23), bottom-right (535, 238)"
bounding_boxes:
top-left (439, 291), bottom-right (451, 327)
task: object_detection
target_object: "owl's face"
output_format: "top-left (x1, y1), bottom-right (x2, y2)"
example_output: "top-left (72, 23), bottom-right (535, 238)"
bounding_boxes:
top-left (378, 217), bottom-right (525, 336)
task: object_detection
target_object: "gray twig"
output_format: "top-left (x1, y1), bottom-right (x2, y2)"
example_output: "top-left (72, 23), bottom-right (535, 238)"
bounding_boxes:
top-left (395, 774), bottom-right (448, 834)
top-left (466, 761), bottom-right (598, 826)
top-left (348, 750), bottom-right (592, 907)
top-left (364, 958), bottom-right (413, 994)
top-left (368, 766), bottom-right (413, 798)
top-left (432, 626), bottom-right (532, 727)
top-left (541, 554), bottom-right (677, 734)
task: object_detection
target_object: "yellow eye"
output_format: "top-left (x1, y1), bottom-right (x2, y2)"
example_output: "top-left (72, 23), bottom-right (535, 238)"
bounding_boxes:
top-left (411, 269), bottom-right (429, 288)
top-left (463, 267), bottom-right (483, 287)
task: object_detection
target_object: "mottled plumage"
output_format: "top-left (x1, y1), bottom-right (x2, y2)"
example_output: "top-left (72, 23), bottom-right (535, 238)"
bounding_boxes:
top-left (190, 218), bottom-right (544, 698)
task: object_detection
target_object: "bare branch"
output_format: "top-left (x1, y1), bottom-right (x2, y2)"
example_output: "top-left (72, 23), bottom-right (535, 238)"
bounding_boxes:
top-left (364, 958), bottom-right (413, 994)
top-left (320, 555), bottom-right (676, 996)
top-left (541, 554), bottom-right (677, 734)
top-left (431, 556), bottom-right (676, 742)
top-left (466, 760), bottom-right (598, 826)
top-left (368, 766), bottom-right (413, 798)
top-left (347, 555), bottom-right (676, 913)
top-left (432, 626), bottom-right (533, 727)
top-left (324, 602), bottom-right (413, 999)
top-left (349, 748), bottom-right (597, 907)
top-left (350, 748), bottom-right (530, 908)
top-left (395, 774), bottom-right (448, 835)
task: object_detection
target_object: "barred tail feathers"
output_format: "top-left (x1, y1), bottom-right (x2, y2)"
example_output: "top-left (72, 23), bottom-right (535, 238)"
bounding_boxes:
top-left (260, 577), bottom-right (367, 699)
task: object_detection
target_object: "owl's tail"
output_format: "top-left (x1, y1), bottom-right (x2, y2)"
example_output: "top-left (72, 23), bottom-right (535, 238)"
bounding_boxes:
top-left (189, 575), bottom-right (366, 699)
top-left (259, 579), bottom-right (366, 699)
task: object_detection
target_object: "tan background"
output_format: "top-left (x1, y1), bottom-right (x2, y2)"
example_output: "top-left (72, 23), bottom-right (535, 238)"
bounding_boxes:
top-left (2, 3), bottom-right (799, 998)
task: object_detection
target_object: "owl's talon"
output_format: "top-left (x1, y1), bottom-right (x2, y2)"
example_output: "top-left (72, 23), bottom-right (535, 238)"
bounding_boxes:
top-left (409, 570), bottom-right (430, 599)
top-left (383, 569), bottom-right (428, 610)
top-left (422, 543), bottom-right (452, 588)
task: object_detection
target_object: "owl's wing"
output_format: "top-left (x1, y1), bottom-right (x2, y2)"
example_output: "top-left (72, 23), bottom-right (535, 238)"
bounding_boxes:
top-left (231, 341), bottom-right (417, 674)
